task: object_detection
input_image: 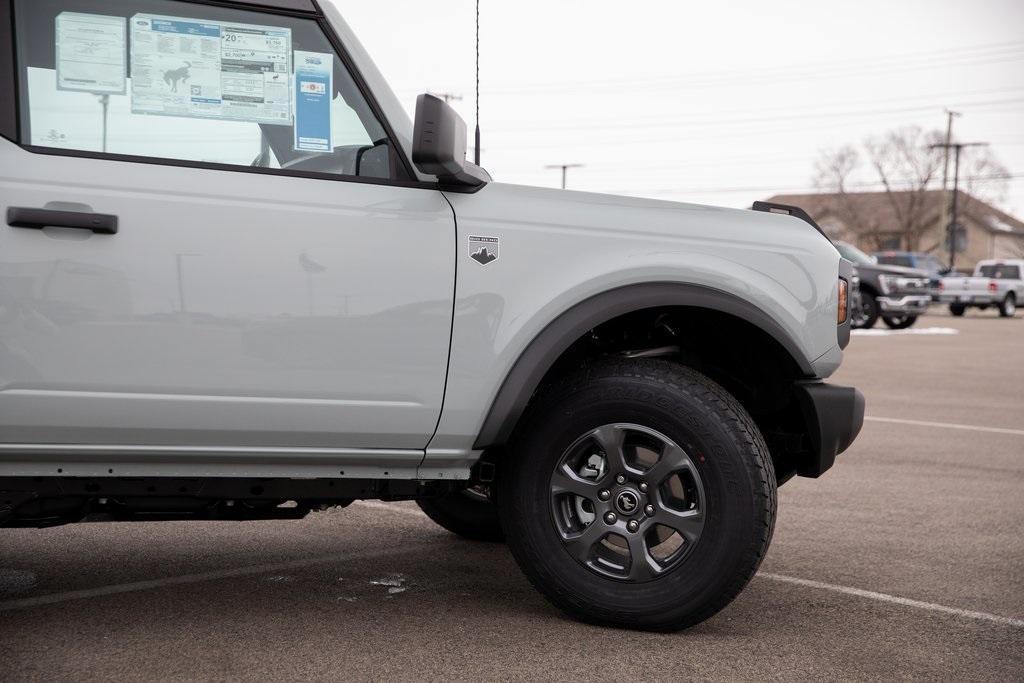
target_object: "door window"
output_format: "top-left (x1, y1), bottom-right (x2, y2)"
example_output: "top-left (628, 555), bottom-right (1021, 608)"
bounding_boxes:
top-left (978, 265), bottom-right (1021, 280)
top-left (13, 0), bottom-right (402, 180)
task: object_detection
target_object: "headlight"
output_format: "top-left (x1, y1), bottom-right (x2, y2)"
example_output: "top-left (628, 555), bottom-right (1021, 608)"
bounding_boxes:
top-left (877, 274), bottom-right (896, 295)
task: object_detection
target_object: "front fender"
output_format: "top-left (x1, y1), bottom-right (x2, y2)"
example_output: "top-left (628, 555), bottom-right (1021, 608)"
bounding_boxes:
top-left (471, 281), bottom-right (815, 449)
top-left (425, 183), bottom-right (842, 463)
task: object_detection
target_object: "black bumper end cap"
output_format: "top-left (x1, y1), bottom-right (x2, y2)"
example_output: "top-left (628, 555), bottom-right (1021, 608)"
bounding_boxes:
top-left (794, 382), bottom-right (865, 478)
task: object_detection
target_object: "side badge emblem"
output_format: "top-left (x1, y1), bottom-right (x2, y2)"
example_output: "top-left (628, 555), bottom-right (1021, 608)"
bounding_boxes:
top-left (468, 235), bottom-right (500, 265)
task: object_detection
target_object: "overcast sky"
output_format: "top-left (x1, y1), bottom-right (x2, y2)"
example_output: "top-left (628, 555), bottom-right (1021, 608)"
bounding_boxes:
top-left (331, 0), bottom-right (1024, 216)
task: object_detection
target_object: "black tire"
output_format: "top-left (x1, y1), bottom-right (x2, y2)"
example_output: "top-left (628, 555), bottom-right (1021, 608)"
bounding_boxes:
top-left (416, 489), bottom-right (505, 542)
top-left (998, 294), bottom-right (1017, 318)
top-left (497, 359), bottom-right (776, 632)
top-left (882, 314), bottom-right (918, 330)
top-left (949, 304), bottom-right (966, 317)
top-left (854, 293), bottom-right (879, 329)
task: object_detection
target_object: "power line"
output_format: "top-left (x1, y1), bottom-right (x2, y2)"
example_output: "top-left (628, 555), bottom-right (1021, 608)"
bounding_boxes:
top-left (488, 94), bottom-right (1024, 135)
top-left (488, 40), bottom-right (1024, 93)
top-left (488, 98), bottom-right (1024, 151)
top-left (485, 50), bottom-right (1024, 96)
top-left (487, 86), bottom-right (1024, 133)
top-left (398, 41), bottom-right (1024, 98)
top-left (605, 173), bottom-right (1024, 198)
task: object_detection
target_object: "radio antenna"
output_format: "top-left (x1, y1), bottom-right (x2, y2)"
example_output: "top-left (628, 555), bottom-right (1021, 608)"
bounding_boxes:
top-left (474, 0), bottom-right (481, 166)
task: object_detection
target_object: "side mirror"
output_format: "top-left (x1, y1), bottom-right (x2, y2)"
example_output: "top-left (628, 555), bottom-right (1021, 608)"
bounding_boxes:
top-left (412, 94), bottom-right (489, 188)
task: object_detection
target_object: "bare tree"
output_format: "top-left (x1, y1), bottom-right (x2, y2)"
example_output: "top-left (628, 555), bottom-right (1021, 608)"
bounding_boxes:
top-left (812, 126), bottom-right (1009, 252)
top-left (960, 148), bottom-right (1010, 225)
top-left (814, 127), bottom-right (943, 250)
top-left (864, 127), bottom-right (944, 250)
top-left (813, 144), bottom-right (869, 241)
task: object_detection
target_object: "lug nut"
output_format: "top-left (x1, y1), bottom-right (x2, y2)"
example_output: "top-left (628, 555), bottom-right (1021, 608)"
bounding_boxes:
top-left (638, 481), bottom-right (649, 493)
top-left (604, 512), bottom-right (617, 525)
top-left (615, 474), bottom-right (626, 485)
top-left (627, 520), bottom-right (640, 533)
top-left (645, 504), bottom-right (656, 517)
top-left (598, 489), bottom-right (610, 501)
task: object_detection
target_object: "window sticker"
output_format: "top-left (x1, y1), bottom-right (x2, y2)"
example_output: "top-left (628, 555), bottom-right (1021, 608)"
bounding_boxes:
top-left (55, 12), bottom-right (127, 94)
top-left (293, 51), bottom-right (333, 152)
top-left (129, 14), bottom-right (292, 125)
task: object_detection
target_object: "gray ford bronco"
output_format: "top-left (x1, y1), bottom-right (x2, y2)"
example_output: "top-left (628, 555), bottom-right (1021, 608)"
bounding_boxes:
top-left (0, 0), bottom-right (864, 631)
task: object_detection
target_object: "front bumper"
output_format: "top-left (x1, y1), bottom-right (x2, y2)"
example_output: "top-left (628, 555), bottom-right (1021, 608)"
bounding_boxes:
top-left (878, 294), bottom-right (931, 315)
top-left (794, 382), bottom-right (865, 478)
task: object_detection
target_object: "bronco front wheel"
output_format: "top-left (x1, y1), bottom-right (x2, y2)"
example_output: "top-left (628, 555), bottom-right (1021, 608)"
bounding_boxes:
top-left (497, 359), bottom-right (776, 631)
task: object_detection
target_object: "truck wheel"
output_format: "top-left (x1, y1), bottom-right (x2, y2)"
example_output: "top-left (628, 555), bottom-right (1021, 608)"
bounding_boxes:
top-left (998, 294), bottom-right (1017, 318)
top-left (882, 315), bottom-right (917, 330)
top-left (498, 359), bottom-right (776, 631)
top-left (853, 294), bottom-right (879, 329)
top-left (416, 487), bottom-right (505, 542)
top-left (949, 304), bottom-right (966, 317)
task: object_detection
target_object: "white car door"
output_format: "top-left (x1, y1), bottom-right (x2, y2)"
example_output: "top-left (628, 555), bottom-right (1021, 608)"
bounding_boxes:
top-left (0, 0), bottom-right (454, 477)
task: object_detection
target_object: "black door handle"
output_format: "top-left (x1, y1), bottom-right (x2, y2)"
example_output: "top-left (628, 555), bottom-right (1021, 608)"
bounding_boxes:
top-left (6, 207), bottom-right (118, 234)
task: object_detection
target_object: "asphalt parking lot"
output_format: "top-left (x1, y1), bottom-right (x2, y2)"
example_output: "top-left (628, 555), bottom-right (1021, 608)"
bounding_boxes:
top-left (1, 310), bottom-right (1021, 681)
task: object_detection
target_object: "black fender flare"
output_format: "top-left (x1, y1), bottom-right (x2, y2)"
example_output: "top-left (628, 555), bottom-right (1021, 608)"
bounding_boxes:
top-left (473, 282), bottom-right (817, 449)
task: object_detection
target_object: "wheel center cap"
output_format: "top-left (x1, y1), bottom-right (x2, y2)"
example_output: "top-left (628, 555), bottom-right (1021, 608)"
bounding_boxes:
top-left (614, 489), bottom-right (640, 516)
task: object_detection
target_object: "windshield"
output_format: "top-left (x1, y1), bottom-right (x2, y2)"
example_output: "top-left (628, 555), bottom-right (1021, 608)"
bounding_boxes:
top-left (834, 242), bottom-right (876, 266)
top-left (875, 254), bottom-right (914, 268)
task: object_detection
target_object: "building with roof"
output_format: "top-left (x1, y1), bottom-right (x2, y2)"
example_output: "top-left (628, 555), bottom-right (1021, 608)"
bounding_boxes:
top-left (763, 190), bottom-right (1024, 269)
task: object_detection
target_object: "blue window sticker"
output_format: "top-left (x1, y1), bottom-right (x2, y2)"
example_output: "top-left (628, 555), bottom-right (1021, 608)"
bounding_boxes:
top-left (294, 51), bottom-right (333, 153)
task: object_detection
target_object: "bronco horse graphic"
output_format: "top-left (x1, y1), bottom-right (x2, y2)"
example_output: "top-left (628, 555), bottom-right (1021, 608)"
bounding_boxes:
top-left (162, 62), bottom-right (192, 93)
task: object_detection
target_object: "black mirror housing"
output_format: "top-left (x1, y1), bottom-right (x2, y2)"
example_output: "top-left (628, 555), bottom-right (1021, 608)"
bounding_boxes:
top-left (412, 94), bottom-right (488, 188)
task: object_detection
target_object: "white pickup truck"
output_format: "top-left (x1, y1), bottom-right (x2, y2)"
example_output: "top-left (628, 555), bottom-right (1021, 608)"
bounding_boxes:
top-left (939, 260), bottom-right (1024, 317)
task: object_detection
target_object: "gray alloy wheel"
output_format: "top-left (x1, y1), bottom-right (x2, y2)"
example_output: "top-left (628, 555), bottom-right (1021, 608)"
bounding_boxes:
top-left (852, 293), bottom-right (879, 329)
top-left (549, 423), bottom-right (706, 582)
top-left (498, 358), bottom-right (776, 631)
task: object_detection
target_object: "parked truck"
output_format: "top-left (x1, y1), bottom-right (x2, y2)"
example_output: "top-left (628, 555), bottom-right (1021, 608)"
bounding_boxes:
top-left (834, 242), bottom-right (932, 329)
top-left (0, 0), bottom-right (864, 631)
top-left (872, 250), bottom-right (948, 300)
top-left (939, 260), bottom-right (1024, 317)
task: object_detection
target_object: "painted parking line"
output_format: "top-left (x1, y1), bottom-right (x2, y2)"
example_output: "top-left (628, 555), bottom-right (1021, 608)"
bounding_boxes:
top-left (367, 502), bottom-right (1024, 629)
top-left (0, 543), bottom-right (428, 612)
top-left (758, 572), bottom-right (1024, 629)
top-left (4, 503), bottom-right (1019, 629)
top-left (866, 416), bottom-right (1024, 437)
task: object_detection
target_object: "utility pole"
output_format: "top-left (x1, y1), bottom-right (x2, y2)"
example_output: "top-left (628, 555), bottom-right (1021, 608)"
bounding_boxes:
top-left (937, 110), bottom-right (960, 265)
top-left (545, 163), bottom-right (584, 190)
top-left (929, 140), bottom-right (988, 271)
